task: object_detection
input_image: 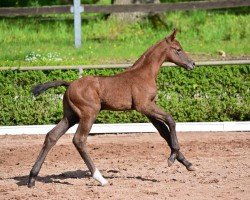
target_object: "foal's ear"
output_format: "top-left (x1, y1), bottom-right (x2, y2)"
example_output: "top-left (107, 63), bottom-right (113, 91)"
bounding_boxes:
top-left (166, 28), bottom-right (178, 42)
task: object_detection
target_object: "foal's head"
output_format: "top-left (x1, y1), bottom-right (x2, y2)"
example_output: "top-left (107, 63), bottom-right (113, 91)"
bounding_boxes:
top-left (164, 29), bottom-right (195, 70)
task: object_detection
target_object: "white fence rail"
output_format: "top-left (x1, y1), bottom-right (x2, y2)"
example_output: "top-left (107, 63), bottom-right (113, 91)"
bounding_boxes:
top-left (0, 122), bottom-right (249, 135)
top-left (1, 59), bottom-right (249, 78)
top-left (1, 59), bottom-right (249, 74)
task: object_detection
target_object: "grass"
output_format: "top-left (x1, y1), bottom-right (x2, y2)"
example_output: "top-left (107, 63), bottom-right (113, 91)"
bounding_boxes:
top-left (0, 10), bottom-right (249, 67)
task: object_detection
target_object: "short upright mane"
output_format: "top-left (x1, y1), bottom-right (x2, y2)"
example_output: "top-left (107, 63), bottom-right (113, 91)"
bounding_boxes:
top-left (126, 39), bottom-right (164, 71)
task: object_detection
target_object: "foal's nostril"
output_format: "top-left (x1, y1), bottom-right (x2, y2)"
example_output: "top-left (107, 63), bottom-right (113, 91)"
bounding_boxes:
top-left (193, 62), bottom-right (195, 67)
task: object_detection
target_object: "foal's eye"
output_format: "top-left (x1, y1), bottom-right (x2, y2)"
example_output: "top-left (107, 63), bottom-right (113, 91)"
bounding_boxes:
top-left (176, 49), bottom-right (182, 53)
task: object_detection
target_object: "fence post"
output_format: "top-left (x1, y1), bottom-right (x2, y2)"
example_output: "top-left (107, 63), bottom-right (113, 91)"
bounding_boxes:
top-left (71, 0), bottom-right (84, 48)
top-left (78, 67), bottom-right (83, 78)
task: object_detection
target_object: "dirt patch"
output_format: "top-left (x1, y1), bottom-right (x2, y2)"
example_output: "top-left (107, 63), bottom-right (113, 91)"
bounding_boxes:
top-left (0, 132), bottom-right (249, 200)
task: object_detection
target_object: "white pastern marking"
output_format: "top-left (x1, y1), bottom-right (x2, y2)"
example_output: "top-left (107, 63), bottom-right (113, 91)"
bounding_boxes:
top-left (93, 168), bottom-right (108, 186)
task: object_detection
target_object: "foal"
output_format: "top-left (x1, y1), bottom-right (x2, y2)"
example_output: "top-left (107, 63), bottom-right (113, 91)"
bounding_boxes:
top-left (28, 29), bottom-right (196, 187)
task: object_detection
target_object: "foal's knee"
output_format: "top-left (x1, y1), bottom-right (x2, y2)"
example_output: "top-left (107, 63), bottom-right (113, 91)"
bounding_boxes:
top-left (45, 133), bottom-right (57, 146)
top-left (72, 135), bottom-right (86, 149)
top-left (72, 136), bottom-right (80, 147)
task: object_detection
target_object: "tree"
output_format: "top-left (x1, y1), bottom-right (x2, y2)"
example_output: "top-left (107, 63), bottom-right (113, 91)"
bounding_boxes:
top-left (111, 0), bottom-right (161, 23)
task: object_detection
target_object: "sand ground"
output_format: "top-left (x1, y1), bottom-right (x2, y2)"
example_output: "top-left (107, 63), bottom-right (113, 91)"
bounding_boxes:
top-left (0, 132), bottom-right (249, 200)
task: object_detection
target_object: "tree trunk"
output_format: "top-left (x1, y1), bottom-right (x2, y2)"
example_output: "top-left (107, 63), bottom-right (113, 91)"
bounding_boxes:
top-left (110, 0), bottom-right (161, 23)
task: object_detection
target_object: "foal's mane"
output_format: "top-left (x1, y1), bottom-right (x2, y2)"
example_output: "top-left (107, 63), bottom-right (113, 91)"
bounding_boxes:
top-left (126, 39), bottom-right (164, 71)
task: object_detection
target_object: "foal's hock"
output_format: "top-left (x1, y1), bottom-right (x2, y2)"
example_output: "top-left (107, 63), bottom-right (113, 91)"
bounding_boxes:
top-left (28, 29), bottom-right (196, 188)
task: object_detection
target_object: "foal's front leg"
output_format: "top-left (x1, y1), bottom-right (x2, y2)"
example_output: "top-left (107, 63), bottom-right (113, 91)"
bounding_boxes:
top-left (147, 116), bottom-right (195, 171)
top-left (139, 103), bottom-right (195, 170)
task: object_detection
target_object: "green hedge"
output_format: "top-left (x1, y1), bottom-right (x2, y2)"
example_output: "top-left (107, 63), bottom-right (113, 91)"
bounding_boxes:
top-left (0, 65), bottom-right (249, 125)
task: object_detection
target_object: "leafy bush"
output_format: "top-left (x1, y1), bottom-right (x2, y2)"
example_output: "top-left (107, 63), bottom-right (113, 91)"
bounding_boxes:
top-left (0, 65), bottom-right (249, 125)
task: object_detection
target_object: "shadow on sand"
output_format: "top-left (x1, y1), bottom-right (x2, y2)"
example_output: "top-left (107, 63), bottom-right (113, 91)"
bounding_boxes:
top-left (12, 170), bottom-right (91, 186)
top-left (10, 169), bottom-right (160, 187)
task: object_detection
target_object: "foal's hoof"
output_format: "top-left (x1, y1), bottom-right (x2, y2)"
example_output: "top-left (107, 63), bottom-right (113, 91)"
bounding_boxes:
top-left (27, 182), bottom-right (35, 188)
top-left (168, 153), bottom-right (177, 167)
top-left (27, 178), bottom-right (35, 188)
top-left (186, 165), bottom-right (196, 171)
top-left (93, 168), bottom-right (109, 186)
top-left (167, 158), bottom-right (175, 167)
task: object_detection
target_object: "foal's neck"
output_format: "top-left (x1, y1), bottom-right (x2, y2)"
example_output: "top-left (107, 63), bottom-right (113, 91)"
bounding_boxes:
top-left (131, 39), bottom-right (167, 80)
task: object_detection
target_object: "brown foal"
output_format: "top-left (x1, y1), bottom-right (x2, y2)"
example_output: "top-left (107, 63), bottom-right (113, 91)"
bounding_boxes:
top-left (28, 29), bottom-right (196, 188)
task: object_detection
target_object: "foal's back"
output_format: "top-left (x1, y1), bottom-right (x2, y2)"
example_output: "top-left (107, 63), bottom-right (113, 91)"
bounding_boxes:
top-left (67, 70), bottom-right (142, 112)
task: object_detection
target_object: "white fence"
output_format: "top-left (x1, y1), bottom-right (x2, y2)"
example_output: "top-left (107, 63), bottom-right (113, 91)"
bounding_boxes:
top-left (0, 121), bottom-right (249, 135)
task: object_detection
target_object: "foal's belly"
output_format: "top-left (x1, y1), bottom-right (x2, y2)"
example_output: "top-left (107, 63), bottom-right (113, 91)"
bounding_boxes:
top-left (99, 83), bottom-right (133, 111)
top-left (97, 73), bottom-right (136, 111)
top-left (100, 90), bottom-right (133, 111)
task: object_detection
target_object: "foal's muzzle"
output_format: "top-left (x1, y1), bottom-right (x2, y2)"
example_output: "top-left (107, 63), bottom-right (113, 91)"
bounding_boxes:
top-left (186, 60), bottom-right (195, 70)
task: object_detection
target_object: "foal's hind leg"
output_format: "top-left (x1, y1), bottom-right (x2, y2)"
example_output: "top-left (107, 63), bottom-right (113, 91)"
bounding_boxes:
top-left (147, 116), bottom-right (195, 171)
top-left (28, 116), bottom-right (76, 187)
top-left (73, 114), bottom-right (108, 186)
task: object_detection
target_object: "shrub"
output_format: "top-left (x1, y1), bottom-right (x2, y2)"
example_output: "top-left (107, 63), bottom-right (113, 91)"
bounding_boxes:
top-left (0, 65), bottom-right (249, 125)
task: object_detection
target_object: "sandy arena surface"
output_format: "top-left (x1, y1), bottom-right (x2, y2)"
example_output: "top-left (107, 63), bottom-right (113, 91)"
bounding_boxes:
top-left (0, 132), bottom-right (249, 200)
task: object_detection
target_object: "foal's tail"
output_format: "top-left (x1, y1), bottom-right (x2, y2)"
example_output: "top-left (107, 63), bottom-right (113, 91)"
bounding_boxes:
top-left (32, 80), bottom-right (70, 96)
